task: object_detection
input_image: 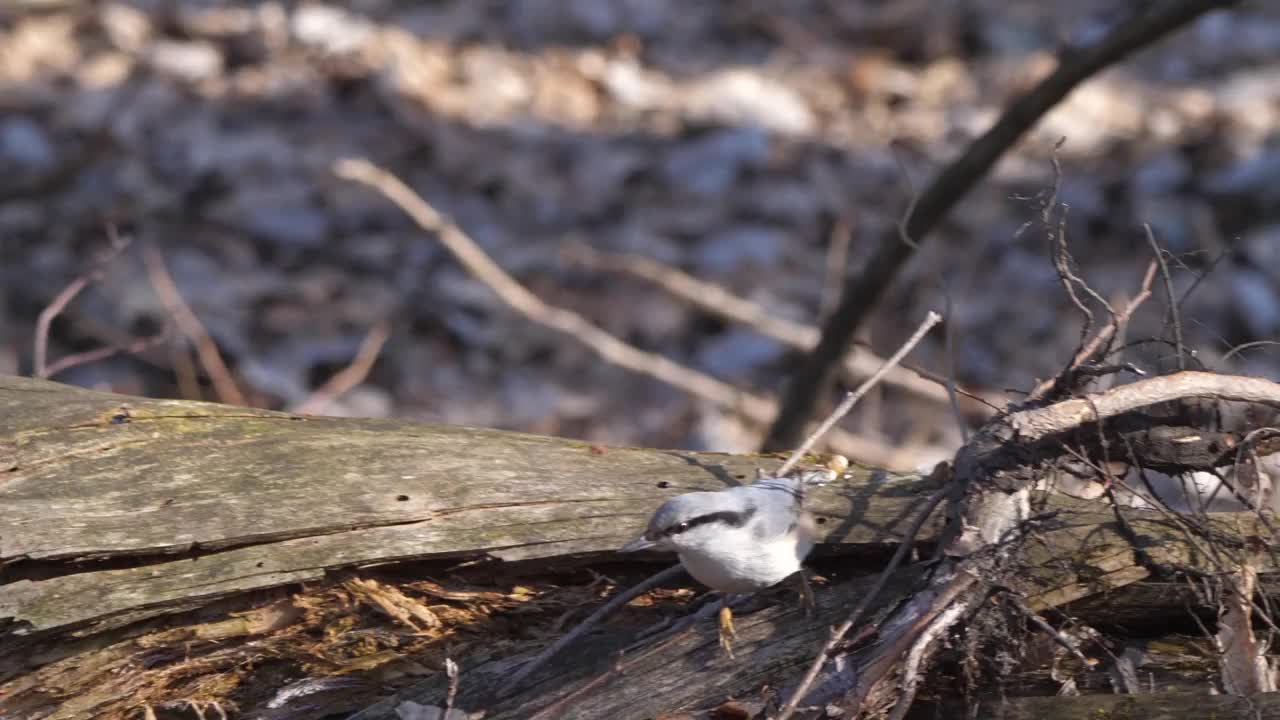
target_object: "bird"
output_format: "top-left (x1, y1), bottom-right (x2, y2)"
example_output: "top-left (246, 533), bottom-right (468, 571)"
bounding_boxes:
top-left (619, 459), bottom-right (844, 657)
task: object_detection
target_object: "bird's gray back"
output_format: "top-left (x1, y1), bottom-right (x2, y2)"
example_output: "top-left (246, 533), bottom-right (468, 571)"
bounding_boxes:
top-left (726, 477), bottom-right (805, 540)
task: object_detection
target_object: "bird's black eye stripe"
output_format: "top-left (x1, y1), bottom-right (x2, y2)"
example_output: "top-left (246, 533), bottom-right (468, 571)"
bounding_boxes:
top-left (662, 507), bottom-right (756, 537)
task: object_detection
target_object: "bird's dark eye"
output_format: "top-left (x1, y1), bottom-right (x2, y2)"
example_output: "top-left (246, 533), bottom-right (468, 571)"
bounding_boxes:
top-left (675, 521), bottom-right (691, 533)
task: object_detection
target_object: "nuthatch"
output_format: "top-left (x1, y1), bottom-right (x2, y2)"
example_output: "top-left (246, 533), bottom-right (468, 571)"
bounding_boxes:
top-left (621, 459), bottom-right (845, 656)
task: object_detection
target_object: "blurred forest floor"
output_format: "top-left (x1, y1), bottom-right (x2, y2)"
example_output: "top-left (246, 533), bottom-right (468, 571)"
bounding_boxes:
top-left (2, 0), bottom-right (1279, 471)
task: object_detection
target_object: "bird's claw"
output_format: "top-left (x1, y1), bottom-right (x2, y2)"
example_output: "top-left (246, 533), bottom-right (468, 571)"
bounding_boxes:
top-left (798, 570), bottom-right (816, 617)
top-left (718, 603), bottom-right (737, 660)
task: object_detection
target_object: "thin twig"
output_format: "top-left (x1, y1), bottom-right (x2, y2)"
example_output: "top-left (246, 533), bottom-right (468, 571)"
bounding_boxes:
top-left (1224, 340), bottom-right (1280, 363)
top-left (1052, 206), bottom-right (1097, 347)
top-left (1145, 224), bottom-right (1185, 370)
top-left (336, 158), bottom-right (908, 467)
top-left (443, 657), bottom-right (460, 715)
top-left (1006, 593), bottom-right (1095, 668)
top-left (1056, 220), bottom-right (1114, 331)
top-left (1042, 141), bottom-right (1101, 358)
top-left (1029, 261), bottom-right (1157, 402)
top-left (291, 320), bottom-right (392, 415)
top-left (894, 143), bottom-right (970, 443)
top-left (942, 286), bottom-right (968, 443)
top-left (1041, 136), bottom-right (1067, 224)
top-left (763, 0), bottom-right (1238, 452)
top-left (775, 480), bottom-right (950, 720)
top-left (499, 564), bottom-right (685, 697)
top-left (33, 235), bottom-right (131, 378)
top-left (1178, 247), bottom-right (1229, 310)
top-left (777, 311), bottom-right (942, 477)
top-left (141, 244), bottom-right (247, 407)
top-left (43, 334), bottom-right (167, 378)
top-left (1050, 200), bottom-right (1119, 367)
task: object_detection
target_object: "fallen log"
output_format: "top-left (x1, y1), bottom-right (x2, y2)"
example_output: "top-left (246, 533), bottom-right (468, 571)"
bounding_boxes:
top-left (0, 375), bottom-right (939, 717)
top-left (0, 375), bottom-right (939, 645)
top-left (2, 375), bottom-right (1278, 719)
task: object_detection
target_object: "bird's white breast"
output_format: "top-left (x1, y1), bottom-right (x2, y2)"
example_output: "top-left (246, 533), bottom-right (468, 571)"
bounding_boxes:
top-left (677, 521), bottom-right (814, 593)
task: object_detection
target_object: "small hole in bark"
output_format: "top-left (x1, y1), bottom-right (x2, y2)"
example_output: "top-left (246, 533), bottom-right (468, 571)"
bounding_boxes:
top-left (656, 481), bottom-right (670, 489)
top-left (735, 474), bottom-right (746, 479)
top-left (816, 517), bottom-right (828, 525)
top-left (396, 494), bottom-right (410, 501)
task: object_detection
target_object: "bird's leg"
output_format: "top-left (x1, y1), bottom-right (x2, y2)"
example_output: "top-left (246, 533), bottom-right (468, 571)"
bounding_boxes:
top-left (718, 595), bottom-right (737, 659)
top-left (796, 569), bottom-right (815, 617)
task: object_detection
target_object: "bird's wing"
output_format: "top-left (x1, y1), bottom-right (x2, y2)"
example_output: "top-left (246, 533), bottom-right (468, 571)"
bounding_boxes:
top-left (734, 477), bottom-right (806, 539)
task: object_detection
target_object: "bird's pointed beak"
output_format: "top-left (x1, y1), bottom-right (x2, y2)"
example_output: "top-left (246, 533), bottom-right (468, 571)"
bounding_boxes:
top-left (619, 536), bottom-right (658, 553)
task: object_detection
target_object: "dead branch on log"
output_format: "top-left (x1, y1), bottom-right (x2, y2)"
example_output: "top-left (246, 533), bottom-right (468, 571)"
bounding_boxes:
top-left (764, 0), bottom-right (1241, 452)
top-left (1009, 372), bottom-right (1280, 442)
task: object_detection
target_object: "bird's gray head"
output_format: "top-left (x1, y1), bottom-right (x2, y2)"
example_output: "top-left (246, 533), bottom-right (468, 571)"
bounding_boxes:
top-left (619, 491), bottom-right (756, 554)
